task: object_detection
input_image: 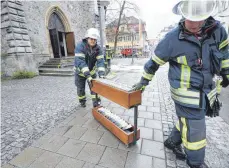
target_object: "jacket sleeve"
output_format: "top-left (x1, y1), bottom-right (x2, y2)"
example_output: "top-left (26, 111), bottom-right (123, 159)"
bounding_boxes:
top-left (96, 47), bottom-right (105, 73)
top-left (219, 26), bottom-right (229, 80)
top-left (74, 42), bottom-right (90, 77)
top-left (141, 34), bottom-right (172, 85)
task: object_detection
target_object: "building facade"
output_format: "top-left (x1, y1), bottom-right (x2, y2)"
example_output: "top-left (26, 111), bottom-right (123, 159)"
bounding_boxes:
top-left (1, 0), bottom-right (99, 76)
top-left (106, 16), bottom-right (148, 54)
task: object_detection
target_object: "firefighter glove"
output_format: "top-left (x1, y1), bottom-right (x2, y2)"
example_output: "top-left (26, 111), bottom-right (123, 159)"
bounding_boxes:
top-left (220, 75), bottom-right (229, 88)
top-left (87, 76), bottom-right (93, 89)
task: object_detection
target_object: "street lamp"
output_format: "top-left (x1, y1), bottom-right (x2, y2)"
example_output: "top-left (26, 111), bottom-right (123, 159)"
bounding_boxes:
top-left (98, 0), bottom-right (110, 48)
top-left (130, 28), bottom-right (135, 65)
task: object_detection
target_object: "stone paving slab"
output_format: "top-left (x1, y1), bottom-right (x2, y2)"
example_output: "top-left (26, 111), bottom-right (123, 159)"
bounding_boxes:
top-left (77, 143), bottom-right (105, 164)
top-left (9, 147), bottom-right (44, 168)
top-left (98, 132), bottom-right (120, 148)
top-left (141, 139), bottom-right (165, 159)
top-left (79, 129), bottom-right (104, 143)
top-left (57, 139), bottom-right (86, 158)
top-left (55, 157), bottom-right (85, 168)
top-left (63, 126), bottom-right (88, 140)
top-left (28, 151), bottom-right (63, 168)
top-left (98, 147), bottom-right (127, 168)
top-left (125, 152), bottom-right (153, 168)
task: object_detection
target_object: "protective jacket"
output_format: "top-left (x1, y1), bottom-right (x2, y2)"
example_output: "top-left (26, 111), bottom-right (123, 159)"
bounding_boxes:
top-left (141, 17), bottom-right (229, 117)
top-left (106, 49), bottom-right (112, 60)
top-left (74, 39), bottom-right (105, 77)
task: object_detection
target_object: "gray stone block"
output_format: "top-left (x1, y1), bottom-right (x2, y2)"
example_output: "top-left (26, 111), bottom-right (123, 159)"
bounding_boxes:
top-left (166, 159), bottom-right (176, 167)
top-left (10, 15), bottom-right (25, 23)
top-left (125, 152), bottom-right (153, 168)
top-left (57, 139), bottom-right (86, 158)
top-left (63, 126), bottom-right (87, 140)
top-left (20, 23), bottom-right (27, 29)
top-left (22, 35), bottom-right (30, 41)
top-left (98, 147), bottom-right (127, 168)
top-left (77, 143), bottom-right (105, 164)
top-left (82, 119), bottom-right (100, 129)
top-left (9, 41), bottom-right (31, 47)
top-left (82, 163), bottom-right (96, 168)
top-left (10, 147), bottom-right (44, 167)
top-left (15, 33), bottom-right (22, 39)
top-left (145, 119), bottom-right (162, 130)
top-left (1, 8), bottom-right (8, 15)
top-left (154, 129), bottom-right (164, 142)
top-left (6, 33), bottom-right (14, 40)
top-left (32, 134), bottom-right (53, 148)
top-left (138, 105), bottom-right (147, 111)
top-left (138, 127), bottom-right (153, 140)
top-left (80, 129), bottom-right (104, 143)
top-left (1, 164), bottom-right (15, 168)
top-left (147, 106), bottom-right (160, 113)
top-left (154, 113), bottom-right (162, 121)
top-left (17, 10), bottom-right (25, 16)
top-left (141, 139), bottom-right (165, 159)
top-left (9, 27), bottom-right (28, 34)
top-left (118, 138), bottom-right (142, 153)
top-left (9, 8), bottom-right (18, 15)
top-left (128, 117), bottom-right (145, 127)
top-left (49, 125), bottom-right (73, 136)
top-left (28, 151), bottom-right (63, 168)
top-left (55, 157), bottom-right (85, 168)
top-left (39, 135), bottom-right (69, 152)
top-left (98, 132), bottom-right (120, 148)
top-left (2, 15), bottom-right (9, 22)
top-left (68, 116), bottom-right (89, 126)
top-left (138, 111), bottom-right (153, 119)
top-left (1, 21), bottom-right (10, 28)
top-left (8, 2), bottom-right (23, 10)
top-left (153, 157), bottom-right (166, 168)
top-left (25, 47), bottom-right (32, 53)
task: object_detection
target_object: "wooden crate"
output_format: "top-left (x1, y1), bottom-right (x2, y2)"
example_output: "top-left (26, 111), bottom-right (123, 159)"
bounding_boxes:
top-left (91, 80), bottom-right (141, 109)
top-left (92, 107), bottom-right (140, 145)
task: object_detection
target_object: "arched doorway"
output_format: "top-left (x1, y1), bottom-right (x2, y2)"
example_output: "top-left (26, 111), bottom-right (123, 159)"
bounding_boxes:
top-left (46, 7), bottom-right (75, 58)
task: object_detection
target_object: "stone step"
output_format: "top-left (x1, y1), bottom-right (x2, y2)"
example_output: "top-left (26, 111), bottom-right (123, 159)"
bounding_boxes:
top-left (38, 68), bottom-right (74, 74)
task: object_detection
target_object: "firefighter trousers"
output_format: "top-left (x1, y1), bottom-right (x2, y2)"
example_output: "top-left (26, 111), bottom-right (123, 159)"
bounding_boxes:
top-left (75, 74), bottom-right (98, 104)
top-left (169, 106), bottom-right (207, 165)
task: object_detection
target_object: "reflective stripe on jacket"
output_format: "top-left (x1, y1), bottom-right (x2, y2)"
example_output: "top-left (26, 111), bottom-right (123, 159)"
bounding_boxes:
top-left (141, 17), bottom-right (229, 111)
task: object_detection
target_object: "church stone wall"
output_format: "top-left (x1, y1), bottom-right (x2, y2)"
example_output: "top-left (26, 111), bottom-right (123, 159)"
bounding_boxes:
top-left (1, 0), bottom-right (96, 76)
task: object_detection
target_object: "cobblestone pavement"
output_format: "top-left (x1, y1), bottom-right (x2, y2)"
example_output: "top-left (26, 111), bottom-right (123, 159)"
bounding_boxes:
top-left (2, 58), bottom-right (229, 168)
top-left (1, 76), bottom-right (82, 165)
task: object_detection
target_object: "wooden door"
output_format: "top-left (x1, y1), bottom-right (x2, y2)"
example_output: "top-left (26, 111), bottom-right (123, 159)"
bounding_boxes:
top-left (65, 32), bottom-right (75, 56)
top-left (49, 28), bottom-right (61, 58)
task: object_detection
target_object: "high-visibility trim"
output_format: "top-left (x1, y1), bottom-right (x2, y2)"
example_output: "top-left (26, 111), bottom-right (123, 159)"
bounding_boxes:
top-left (216, 78), bottom-right (223, 94)
top-left (177, 56), bottom-right (191, 88)
top-left (81, 67), bottom-right (89, 73)
top-left (227, 75), bottom-right (229, 80)
top-left (222, 59), bottom-right (229, 69)
top-left (181, 117), bottom-right (207, 150)
top-left (96, 55), bottom-right (104, 60)
top-left (91, 95), bottom-right (96, 99)
top-left (78, 95), bottom-right (86, 100)
top-left (207, 88), bottom-right (217, 107)
top-left (177, 56), bottom-right (188, 65)
top-left (170, 87), bottom-right (200, 98)
top-left (75, 53), bottom-right (85, 57)
top-left (219, 39), bottom-right (229, 50)
top-left (152, 55), bottom-right (166, 66)
top-left (142, 71), bottom-right (154, 81)
top-left (171, 92), bottom-right (199, 106)
top-left (176, 121), bottom-right (180, 131)
top-left (98, 67), bottom-right (105, 72)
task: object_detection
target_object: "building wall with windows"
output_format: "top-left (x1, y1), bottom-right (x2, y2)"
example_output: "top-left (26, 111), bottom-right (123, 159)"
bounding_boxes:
top-left (105, 16), bottom-right (147, 54)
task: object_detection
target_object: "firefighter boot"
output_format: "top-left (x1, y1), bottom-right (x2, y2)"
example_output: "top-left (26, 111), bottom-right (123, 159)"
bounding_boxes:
top-left (187, 161), bottom-right (209, 168)
top-left (164, 138), bottom-right (186, 160)
top-left (80, 101), bottom-right (86, 108)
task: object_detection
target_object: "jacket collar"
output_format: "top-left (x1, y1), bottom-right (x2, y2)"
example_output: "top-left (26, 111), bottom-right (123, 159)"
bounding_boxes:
top-left (178, 17), bottom-right (219, 45)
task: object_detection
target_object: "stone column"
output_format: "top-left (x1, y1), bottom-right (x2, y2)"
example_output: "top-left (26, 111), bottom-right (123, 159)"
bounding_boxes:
top-left (1, 0), bottom-right (37, 76)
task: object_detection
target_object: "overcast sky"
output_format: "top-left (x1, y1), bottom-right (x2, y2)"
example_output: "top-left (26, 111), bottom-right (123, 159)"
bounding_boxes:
top-left (132, 0), bottom-right (181, 39)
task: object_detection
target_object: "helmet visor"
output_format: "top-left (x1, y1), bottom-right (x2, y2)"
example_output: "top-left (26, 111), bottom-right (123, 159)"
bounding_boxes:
top-left (179, 0), bottom-right (216, 21)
